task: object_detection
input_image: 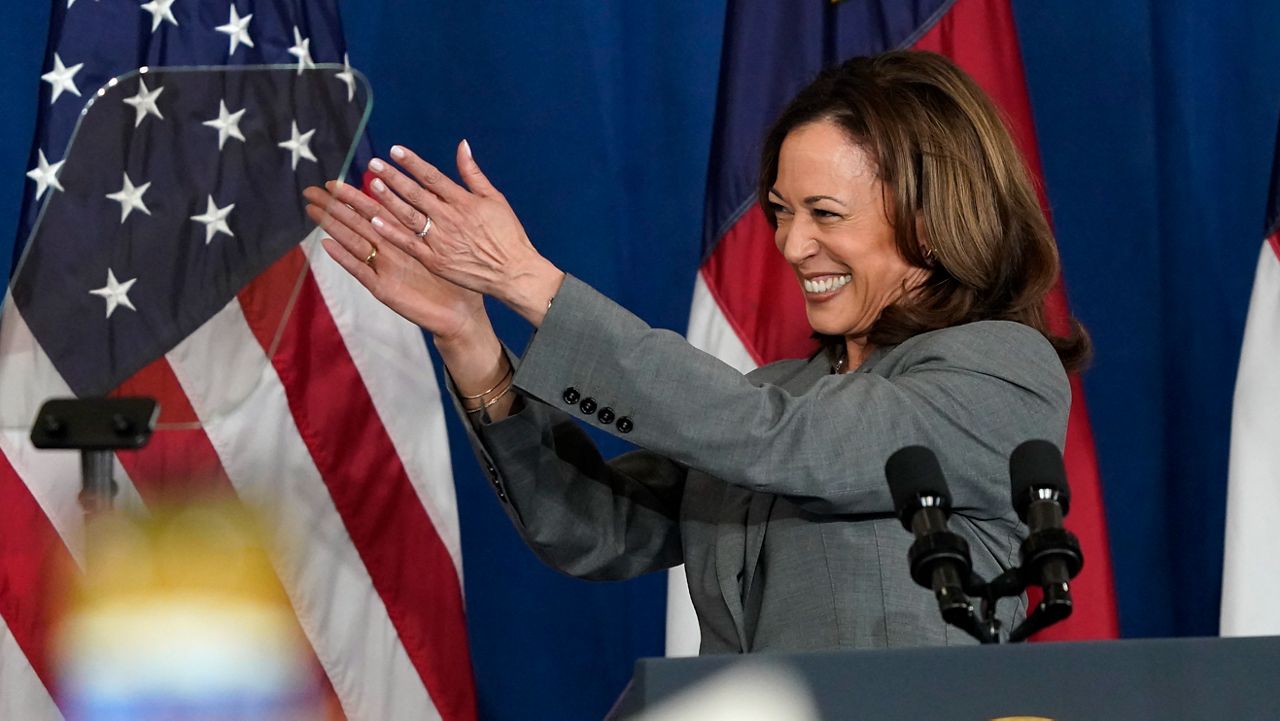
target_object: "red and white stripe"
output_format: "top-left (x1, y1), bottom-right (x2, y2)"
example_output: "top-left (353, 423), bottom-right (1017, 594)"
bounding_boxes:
top-left (1221, 235), bottom-right (1280, 637)
top-left (0, 231), bottom-right (476, 720)
top-left (1, 617), bottom-right (61, 721)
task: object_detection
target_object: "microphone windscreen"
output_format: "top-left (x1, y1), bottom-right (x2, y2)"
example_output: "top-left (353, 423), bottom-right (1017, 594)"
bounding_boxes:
top-left (885, 445), bottom-right (951, 515)
top-left (1009, 439), bottom-right (1070, 511)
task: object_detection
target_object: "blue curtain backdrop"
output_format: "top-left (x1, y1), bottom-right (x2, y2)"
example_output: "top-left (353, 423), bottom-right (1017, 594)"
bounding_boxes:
top-left (1, 2), bottom-right (1278, 720)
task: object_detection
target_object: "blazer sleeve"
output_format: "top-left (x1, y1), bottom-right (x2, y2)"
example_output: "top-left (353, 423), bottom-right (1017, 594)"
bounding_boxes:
top-left (450, 367), bottom-right (686, 581)
top-left (513, 274), bottom-right (1071, 517)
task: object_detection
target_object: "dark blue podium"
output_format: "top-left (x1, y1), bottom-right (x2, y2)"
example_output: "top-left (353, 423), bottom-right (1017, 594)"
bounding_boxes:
top-left (608, 636), bottom-right (1280, 720)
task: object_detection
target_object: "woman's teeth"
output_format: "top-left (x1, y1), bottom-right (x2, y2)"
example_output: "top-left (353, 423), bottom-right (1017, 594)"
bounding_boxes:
top-left (802, 274), bottom-right (852, 294)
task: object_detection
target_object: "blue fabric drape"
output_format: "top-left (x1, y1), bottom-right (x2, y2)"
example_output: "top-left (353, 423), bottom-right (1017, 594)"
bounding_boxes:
top-left (2, 2), bottom-right (1278, 720)
top-left (1014, 0), bottom-right (1280, 638)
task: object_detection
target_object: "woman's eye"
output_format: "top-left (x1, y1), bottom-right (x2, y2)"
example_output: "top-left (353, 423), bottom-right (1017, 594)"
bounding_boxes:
top-left (812, 208), bottom-right (840, 219)
top-left (768, 202), bottom-right (790, 215)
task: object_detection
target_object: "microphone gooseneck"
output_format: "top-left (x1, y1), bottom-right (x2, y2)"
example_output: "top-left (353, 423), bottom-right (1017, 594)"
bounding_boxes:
top-left (884, 446), bottom-right (991, 641)
top-left (883, 441), bottom-right (1088, 644)
top-left (1007, 440), bottom-right (1083, 642)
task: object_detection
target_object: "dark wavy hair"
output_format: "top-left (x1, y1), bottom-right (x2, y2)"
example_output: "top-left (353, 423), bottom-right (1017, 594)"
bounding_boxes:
top-left (756, 50), bottom-right (1090, 371)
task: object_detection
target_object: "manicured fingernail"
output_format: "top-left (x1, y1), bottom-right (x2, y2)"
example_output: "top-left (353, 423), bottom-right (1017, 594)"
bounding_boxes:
top-left (371, 216), bottom-right (386, 229)
top-left (323, 180), bottom-right (334, 191)
top-left (390, 145), bottom-right (406, 159)
top-left (371, 178), bottom-right (386, 193)
top-left (461, 139), bottom-right (472, 158)
top-left (369, 158), bottom-right (386, 172)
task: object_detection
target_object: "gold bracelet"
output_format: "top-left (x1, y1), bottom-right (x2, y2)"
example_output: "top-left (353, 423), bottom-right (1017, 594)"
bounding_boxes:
top-left (460, 363), bottom-right (513, 400)
top-left (465, 381), bottom-right (515, 414)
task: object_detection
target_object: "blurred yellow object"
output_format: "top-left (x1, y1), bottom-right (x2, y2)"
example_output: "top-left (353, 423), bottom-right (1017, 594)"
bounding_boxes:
top-left (53, 502), bottom-right (326, 721)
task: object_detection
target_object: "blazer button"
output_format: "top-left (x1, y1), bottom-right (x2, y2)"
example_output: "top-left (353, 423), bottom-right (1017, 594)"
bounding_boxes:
top-left (597, 407), bottom-right (616, 424)
top-left (616, 416), bottom-right (634, 433)
top-left (562, 387), bottom-right (581, 405)
top-left (579, 397), bottom-right (598, 415)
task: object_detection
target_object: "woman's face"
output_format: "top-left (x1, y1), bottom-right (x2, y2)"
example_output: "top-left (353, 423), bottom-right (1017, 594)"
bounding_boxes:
top-left (768, 119), bottom-right (927, 340)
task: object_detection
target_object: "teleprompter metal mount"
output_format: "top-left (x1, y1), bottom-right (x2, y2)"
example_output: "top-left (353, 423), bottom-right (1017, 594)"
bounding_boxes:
top-left (29, 397), bottom-right (159, 516)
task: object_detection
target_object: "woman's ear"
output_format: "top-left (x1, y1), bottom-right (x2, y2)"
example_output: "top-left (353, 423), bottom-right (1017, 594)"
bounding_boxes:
top-left (914, 214), bottom-right (935, 267)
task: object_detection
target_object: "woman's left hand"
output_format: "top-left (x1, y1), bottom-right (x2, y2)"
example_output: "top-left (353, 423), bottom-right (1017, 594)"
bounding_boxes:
top-left (364, 140), bottom-right (565, 326)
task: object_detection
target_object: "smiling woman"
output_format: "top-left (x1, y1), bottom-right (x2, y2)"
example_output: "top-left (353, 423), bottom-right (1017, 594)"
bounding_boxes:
top-left (758, 51), bottom-right (1090, 375)
top-left (767, 121), bottom-right (928, 368)
top-left (303, 49), bottom-right (1087, 653)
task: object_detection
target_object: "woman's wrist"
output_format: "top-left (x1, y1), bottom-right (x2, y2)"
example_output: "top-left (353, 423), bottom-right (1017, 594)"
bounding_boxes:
top-left (503, 257), bottom-right (566, 328)
top-left (433, 318), bottom-right (523, 422)
top-left (434, 323), bottom-right (506, 395)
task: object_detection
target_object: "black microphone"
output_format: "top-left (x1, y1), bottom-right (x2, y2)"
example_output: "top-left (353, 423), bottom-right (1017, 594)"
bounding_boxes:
top-left (885, 446), bottom-right (974, 620)
top-left (1008, 440), bottom-right (1083, 641)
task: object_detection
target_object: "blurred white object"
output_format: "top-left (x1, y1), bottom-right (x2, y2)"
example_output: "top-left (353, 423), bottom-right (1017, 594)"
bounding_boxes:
top-left (637, 663), bottom-right (818, 721)
top-left (52, 505), bottom-right (325, 720)
top-left (58, 596), bottom-right (314, 715)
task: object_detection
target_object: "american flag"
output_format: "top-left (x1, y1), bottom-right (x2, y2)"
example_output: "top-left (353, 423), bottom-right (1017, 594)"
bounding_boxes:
top-left (0, 2), bottom-right (475, 720)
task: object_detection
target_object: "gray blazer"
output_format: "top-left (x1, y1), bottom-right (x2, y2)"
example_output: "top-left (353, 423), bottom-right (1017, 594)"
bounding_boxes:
top-left (458, 275), bottom-right (1071, 654)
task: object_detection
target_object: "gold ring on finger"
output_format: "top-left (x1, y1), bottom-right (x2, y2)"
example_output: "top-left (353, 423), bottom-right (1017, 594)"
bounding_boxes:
top-left (416, 216), bottom-right (432, 239)
top-left (364, 245), bottom-right (378, 267)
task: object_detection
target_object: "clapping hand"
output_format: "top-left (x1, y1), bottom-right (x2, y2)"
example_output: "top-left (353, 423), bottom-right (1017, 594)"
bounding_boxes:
top-left (302, 179), bottom-right (487, 343)
top-left (359, 141), bottom-right (564, 326)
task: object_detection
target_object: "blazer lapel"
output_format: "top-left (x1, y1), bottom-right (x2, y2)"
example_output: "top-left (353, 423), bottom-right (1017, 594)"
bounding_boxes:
top-left (741, 355), bottom-right (826, 647)
top-left (740, 492), bottom-right (775, 650)
top-left (715, 352), bottom-right (882, 650)
top-left (714, 485), bottom-right (752, 648)
top-left (741, 492), bottom-right (775, 604)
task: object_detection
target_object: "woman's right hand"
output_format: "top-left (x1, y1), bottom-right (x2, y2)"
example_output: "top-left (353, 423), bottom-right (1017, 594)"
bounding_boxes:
top-left (303, 180), bottom-right (488, 343)
top-left (305, 180), bottom-right (515, 417)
